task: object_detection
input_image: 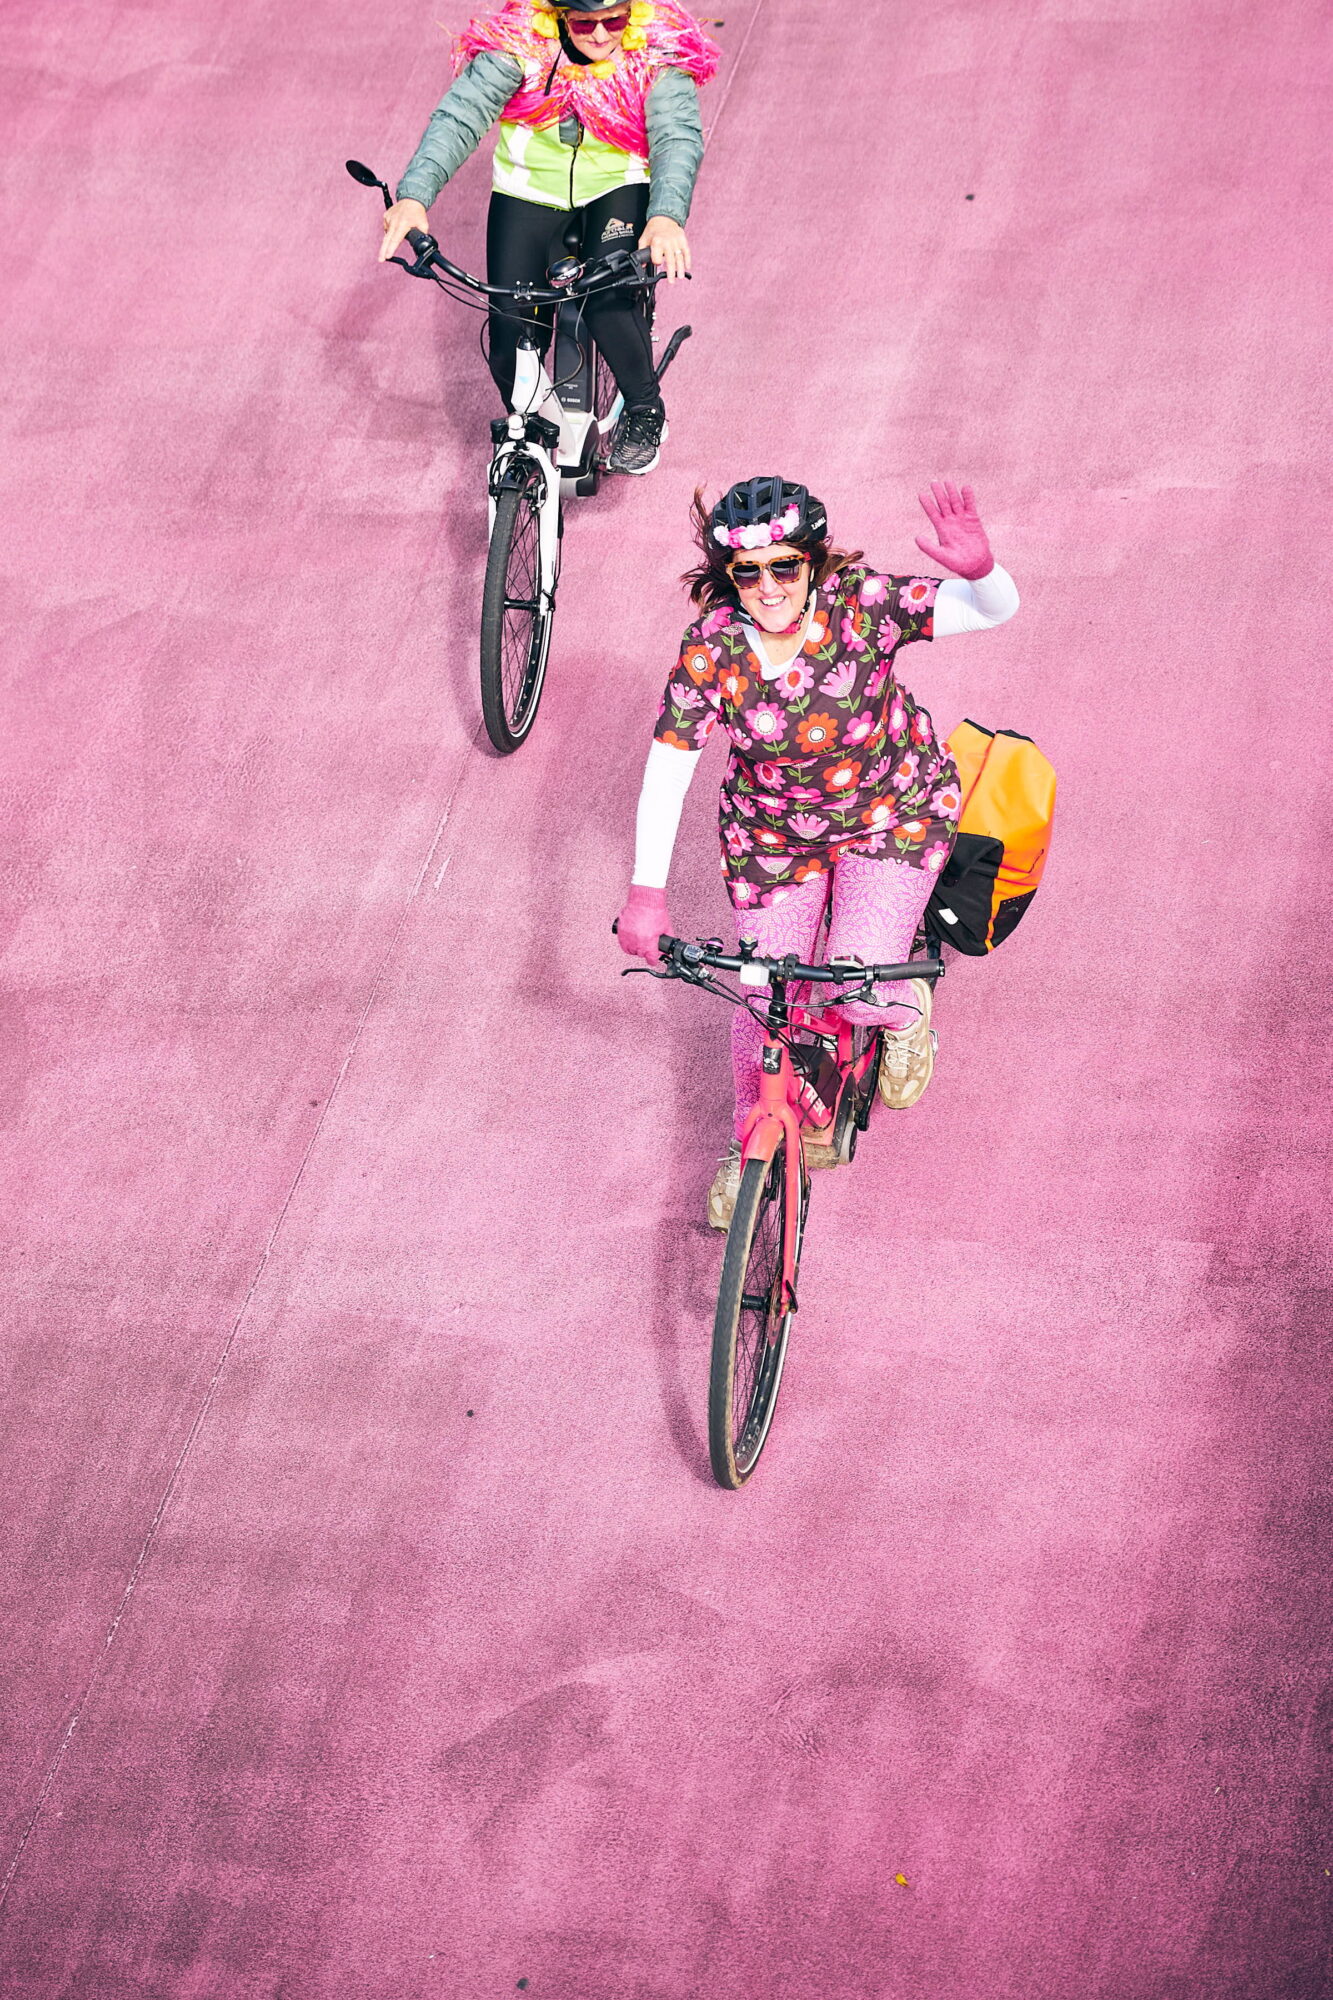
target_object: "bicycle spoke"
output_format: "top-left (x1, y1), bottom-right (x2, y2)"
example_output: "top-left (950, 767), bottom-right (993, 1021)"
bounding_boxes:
top-left (480, 470), bottom-right (554, 752)
top-left (716, 1152), bottom-right (788, 1480)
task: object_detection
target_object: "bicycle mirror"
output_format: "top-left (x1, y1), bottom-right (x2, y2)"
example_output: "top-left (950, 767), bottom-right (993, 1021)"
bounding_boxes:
top-left (346, 160), bottom-right (393, 207)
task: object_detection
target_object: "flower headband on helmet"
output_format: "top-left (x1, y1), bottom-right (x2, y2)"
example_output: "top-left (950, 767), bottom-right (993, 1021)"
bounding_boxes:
top-left (708, 478), bottom-right (826, 556)
top-left (713, 504), bottom-right (802, 552)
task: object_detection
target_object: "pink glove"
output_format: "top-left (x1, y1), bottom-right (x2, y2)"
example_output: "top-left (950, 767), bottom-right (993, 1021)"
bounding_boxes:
top-left (615, 885), bottom-right (670, 965)
top-left (914, 481), bottom-right (994, 580)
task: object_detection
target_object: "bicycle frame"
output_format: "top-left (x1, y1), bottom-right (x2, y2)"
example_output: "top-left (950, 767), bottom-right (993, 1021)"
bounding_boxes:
top-left (631, 931), bottom-right (943, 1475)
top-left (501, 326), bottom-right (601, 474)
top-left (738, 990), bottom-right (879, 1311)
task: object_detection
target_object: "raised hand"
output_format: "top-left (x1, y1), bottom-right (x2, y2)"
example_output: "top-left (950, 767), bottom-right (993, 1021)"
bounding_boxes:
top-left (914, 481), bottom-right (994, 580)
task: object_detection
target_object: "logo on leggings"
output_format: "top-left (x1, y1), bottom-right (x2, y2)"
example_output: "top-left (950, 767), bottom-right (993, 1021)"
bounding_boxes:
top-left (601, 218), bottom-right (634, 240)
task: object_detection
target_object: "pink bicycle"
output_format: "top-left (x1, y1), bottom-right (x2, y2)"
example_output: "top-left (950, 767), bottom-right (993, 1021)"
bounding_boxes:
top-left (645, 933), bottom-right (944, 1487)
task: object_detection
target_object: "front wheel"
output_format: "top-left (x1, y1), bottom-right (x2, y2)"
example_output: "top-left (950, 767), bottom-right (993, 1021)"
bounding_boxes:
top-left (709, 1144), bottom-right (804, 1488)
top-left (480, 460), bottom-right (555, 753)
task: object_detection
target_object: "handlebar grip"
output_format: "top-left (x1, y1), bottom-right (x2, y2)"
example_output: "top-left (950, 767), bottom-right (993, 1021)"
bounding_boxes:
top-left (405, 227), bottom-right (436, 260)
top-left (868, 961), bottom-right (943, 982)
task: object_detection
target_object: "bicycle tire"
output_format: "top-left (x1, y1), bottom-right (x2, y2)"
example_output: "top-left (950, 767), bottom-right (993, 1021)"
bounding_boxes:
top-left (593, 343), bottom-right (621, 467)
top-left (480, 462), bottom-right (554, 753)
top-left (709, 1144), bottom-right (804, 1488)
top-left (855, 1031), bottom-right (883, 1130)
top-left (830, 1028), bottom-right (882, 1163)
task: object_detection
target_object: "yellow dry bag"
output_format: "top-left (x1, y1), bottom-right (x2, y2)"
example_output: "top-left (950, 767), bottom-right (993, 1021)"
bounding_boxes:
top-left (925, 720), bottom-right (1056, 954)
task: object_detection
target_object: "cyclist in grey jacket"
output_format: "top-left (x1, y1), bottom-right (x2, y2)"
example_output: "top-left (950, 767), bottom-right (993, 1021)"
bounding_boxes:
top-left (379, 0), bottom-right (720, 475)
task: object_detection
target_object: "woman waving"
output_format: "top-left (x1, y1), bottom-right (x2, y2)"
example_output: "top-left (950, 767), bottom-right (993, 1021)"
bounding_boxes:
top-left (615, 479), bottom-right (1020, 1227)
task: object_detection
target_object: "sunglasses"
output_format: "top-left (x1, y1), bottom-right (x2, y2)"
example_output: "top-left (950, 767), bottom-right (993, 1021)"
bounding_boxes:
top-left (565, 10), bottom-right (629, 31)
top-left (728, 555), bottom-right (809, 587)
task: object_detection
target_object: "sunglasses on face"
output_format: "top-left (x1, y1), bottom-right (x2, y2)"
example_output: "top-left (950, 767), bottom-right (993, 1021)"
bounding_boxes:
top-left (728, 555), bottom-right (809, 588)
top-left (565, 10), bottom-right (629, 31)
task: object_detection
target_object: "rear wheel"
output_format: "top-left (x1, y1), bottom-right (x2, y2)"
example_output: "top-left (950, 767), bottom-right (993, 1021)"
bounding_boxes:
top-left (593, 282), bottom-right (654, 471)
top-left (592, 344), bottom-right (621, 471)
top-left (855, 1031), bottom-right (883, 1128)
top-left (832, 1028), bottom-right (883, 1163)
top-left (709, 1144), bottom-right (804, 1488)
top-left (480, 459), bottom-right (554, 753)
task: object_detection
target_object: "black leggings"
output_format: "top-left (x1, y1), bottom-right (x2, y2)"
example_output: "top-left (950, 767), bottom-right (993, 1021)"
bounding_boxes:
top-left (485, 186), bottom-right (656, 411)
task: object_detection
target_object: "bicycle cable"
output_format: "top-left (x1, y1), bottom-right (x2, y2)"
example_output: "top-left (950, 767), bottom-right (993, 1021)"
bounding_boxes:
top-left (479, 276), bottom-right (629, 416)
top-left (631, 960), bottom-right (886, 1052)
top-left (407, 243), bottom-right (646, 419)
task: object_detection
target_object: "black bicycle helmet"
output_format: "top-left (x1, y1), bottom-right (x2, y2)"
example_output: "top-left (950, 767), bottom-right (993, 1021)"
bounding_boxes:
top-left (710, 477), bottom-right (828, 552)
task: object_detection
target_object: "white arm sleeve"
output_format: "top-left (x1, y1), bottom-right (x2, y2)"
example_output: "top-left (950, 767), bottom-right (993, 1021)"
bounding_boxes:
top-left (631, 739), bottom-right (705, 888)
top-left (932, 562), bottom-right (1020, 636)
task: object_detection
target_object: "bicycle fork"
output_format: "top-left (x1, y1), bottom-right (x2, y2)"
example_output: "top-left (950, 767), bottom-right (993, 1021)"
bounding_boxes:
top-left (488, 423), bottom-right (562, 606)
top-left (485, 339), bottom-right (568, 601)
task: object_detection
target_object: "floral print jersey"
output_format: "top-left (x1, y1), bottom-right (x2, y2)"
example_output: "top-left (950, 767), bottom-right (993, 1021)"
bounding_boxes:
top-left (654, 567), bottom-right (962, 911)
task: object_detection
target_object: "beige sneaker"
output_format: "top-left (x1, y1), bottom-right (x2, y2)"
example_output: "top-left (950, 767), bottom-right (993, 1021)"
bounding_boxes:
top-left (878, 979), bottom-right (936, 1109)
top-left (707, 1140), bottom-right (743, 1231)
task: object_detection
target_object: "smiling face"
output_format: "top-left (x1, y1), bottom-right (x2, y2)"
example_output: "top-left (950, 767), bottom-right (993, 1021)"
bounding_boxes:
top-left (563, 8), bottom-right (628, 56)
top-left (728, 543), bottom-right (812, 632)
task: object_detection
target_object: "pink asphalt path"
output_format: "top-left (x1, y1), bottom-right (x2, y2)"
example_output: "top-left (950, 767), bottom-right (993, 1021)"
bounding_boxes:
top-left (3, 0), bottom-right (1332, 1993)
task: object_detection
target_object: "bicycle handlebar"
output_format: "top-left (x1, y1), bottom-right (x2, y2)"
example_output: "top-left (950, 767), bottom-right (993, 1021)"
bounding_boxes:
top-left (654, 933), bottom-right (944, 986)
top-left (399, 222), bottom-right (665, 306)
top-left (348, 160), bottom-right (676, 305)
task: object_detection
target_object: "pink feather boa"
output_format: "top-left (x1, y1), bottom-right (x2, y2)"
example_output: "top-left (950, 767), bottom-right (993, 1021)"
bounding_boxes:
top-left (455, 0), bottom-right (721, 157)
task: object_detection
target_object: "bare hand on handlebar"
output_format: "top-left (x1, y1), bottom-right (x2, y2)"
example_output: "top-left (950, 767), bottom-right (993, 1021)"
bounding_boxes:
top-left (639, 215), bottom-right (691, 284)
top-left (380, 197), bottom-right (429, 262)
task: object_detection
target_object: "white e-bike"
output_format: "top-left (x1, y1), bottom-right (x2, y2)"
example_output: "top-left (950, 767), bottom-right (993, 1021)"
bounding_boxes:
top-left (348, 160), bottom-right (692, 753)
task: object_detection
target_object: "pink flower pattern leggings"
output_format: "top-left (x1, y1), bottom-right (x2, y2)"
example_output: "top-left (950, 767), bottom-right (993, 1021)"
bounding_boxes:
top-left (730, 855), bottom-right (937, 1140)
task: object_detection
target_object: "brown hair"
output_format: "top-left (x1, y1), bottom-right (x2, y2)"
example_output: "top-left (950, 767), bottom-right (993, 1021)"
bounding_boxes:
top-left (680, 486), bottom-right (864, 612)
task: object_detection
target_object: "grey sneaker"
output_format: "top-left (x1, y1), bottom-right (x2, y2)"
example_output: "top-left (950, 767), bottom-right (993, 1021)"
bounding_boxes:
top-left (707, 1140), bottom-right (743, 1231)
top-left (877, 978), bottom-right (937, 1109)
top-left (608, 397), bottom-right (667, 475)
